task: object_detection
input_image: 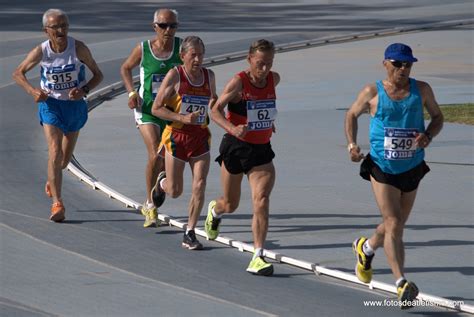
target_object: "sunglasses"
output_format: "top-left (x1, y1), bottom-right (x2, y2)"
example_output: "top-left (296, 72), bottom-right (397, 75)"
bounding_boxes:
top-left (154, 22), bottom-right (178, 30)
top-left (389, 60), bottom-right (413, 68)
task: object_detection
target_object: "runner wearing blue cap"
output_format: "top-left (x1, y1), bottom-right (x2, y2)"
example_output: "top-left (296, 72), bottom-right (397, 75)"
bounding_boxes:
top-left (344, 43), bottom-right (444, 309)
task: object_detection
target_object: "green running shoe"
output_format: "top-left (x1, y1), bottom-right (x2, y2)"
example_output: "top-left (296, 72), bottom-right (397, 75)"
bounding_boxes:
top-left (246, 256), bottom-right (273, 276)
top-left (205, 200), bottom-right (221, 240)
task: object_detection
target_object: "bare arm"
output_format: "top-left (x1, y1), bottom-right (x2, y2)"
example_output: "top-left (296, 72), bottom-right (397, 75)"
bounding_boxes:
top-left (272, 71), bottom-right (281, 87)
top-left (211, 75), bottom-right (247, 138)
top-left (207, 69), bottom-right (218, 112)
top-left (12, 45), bottom-right (49, 102)
top-left (416, 81), bottom-right (444, 148)
top-left (151, 68), bottom-right (192, 123)
top-left (120, 44), bottom-right (142, 109)
top-left (344, 84), bottom-right (377, 162)
top-left (272, 71), bottom-right (280, 132)
top-left (70, 40), bottom-right (104, 100)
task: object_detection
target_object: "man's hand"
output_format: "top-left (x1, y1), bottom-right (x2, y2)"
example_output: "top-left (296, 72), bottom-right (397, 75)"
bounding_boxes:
top-left (231, 124), bottom-right (248, 139)
top-left (415, 133), bottom-right (431, 149)
top-left (180, 111), bottom-right (201, 124)
top-left (348, 144), bottom-right (365, 162)
top-left (128, 93), bottom-right (142, 109)
top-left (31, 88), bottom-right (49, 102)
top-left (68, 87), bottom-right (86, 100)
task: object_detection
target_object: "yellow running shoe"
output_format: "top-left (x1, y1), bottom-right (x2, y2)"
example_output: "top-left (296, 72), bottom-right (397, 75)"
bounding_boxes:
top-left (204, 200), bottom-right (221, 240)
top-left (397, 280), bottom-right (419, 310)
top-left (352, 237), bottom-right (374, 283)
top-left (141, 204), bottom-right (160, 228)
top-left (246, 256), bottom-right (273, 276)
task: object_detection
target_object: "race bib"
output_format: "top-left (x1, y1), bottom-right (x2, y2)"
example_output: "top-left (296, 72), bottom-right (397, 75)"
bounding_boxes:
top-left (247, 99), bottom-right (277, 131)
top-left (384, 127), bottom-right (418, 160)
top-left (151, 74), bottom-right (166, 99)
top-left (45, 64), bottom-right (78, 90)
top-left (180, 94), bottom-right (209, 125)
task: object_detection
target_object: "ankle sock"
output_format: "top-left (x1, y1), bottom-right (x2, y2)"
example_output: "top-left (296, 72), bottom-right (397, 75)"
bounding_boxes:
top-left (396, 277), bottom-right (407, 288)
top-left (363, 240), bottom-right (374, 256)
top-left (253, 248), bottom-right (263, 260)
top-left (211, 207), bottom-right (221, 218)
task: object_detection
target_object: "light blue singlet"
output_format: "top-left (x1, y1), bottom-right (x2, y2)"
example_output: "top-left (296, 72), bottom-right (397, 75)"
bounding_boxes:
top-left (369, 78), bottom-right (425, 174)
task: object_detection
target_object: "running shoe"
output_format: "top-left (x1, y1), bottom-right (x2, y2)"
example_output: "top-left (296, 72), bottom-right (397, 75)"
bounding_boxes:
top-left (397, 280), bottom-right (419, 310)
top-left (141, 204), bottom-right (159, 228)
top-left (182, 230), bottom-right (203, 250)
top-left (151, 171), bottom-right (166, 208)
top-left (204, 200), bottom-right (221, 240)
top-left (352, 237), bottom-right (374, 283)
top-left (45, 181), bottom-right (52, 198)
top-left (246, 256), bottom-right (274, 276)
top-left (50, 200), bottom-right (65, 222)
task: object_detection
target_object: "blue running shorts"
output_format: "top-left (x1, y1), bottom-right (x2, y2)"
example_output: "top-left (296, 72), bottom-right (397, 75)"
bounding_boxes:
top-left (38, 97), bottom-right (88, 133)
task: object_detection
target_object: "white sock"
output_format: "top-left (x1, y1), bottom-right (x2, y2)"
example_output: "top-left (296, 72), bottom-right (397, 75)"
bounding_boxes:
top-left (211, 207), bottom-right (221, 218)
top-left (253, 248), bottom-right (263, 260)
top-left (146, 200), bottom-right (154, 209)
top-left (159, 178), bottom-right (166, 190)
top-left (396, 277), bottom-right (406, 287)
top-left (363, 240), bottom-right (374, 256)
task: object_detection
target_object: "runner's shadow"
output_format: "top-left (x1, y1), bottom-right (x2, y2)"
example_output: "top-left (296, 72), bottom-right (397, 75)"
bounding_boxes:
top-left (268, 240), bottom-right (474, 251)
top-left (410, 311), bottom-right (465, 316)
top-left (63, 219), bottom-right (142, 224)
top-left (335, 266), bottom-right (473, 276)
top-left (75, 209), bottom-right (139, 213)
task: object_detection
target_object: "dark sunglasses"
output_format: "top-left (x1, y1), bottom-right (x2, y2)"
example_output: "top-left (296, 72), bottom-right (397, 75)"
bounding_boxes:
top-left (154, 22), bottom-right (178, 30)
top-left (389, 60), bottom-right (413, 68)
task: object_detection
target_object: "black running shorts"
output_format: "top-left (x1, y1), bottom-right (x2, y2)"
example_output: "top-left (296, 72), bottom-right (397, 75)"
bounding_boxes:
top-left (215, 134), bottom-right (275, 174)
top-left (360, 154), bottom-right (430, 192)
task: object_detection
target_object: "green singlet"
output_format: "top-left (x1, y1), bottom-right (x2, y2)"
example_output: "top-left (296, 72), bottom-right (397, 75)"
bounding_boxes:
top-left (135, 37), bottom-right (182, 129)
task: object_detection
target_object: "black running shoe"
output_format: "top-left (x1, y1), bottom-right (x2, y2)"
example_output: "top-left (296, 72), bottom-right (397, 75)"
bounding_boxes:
top-left (151, 171), bottom-right (166, 208)
top-left (182, 230), bottom-right (203, 250)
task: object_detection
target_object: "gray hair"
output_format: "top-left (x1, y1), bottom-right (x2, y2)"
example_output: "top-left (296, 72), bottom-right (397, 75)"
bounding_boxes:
top-left (153, 9), bottom-right (179, 23)
top-left (249, 39), bottom-right (275, 55)
top-left (180, 36), bottom-right (205, 54)
top-left (42, 8), bottom-right (68, 27)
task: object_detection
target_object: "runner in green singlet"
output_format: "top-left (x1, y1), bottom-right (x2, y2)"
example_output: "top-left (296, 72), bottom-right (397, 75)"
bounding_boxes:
top-left (120, 9), bottom-right (182, 228)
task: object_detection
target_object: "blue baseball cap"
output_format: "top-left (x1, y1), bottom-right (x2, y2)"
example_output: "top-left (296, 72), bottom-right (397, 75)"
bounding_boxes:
top-left (384, 43), bottom-right (418, 62)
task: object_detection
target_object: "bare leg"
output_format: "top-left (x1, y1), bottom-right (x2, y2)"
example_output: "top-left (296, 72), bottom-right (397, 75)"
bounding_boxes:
top-left (61, 130), bottom-right (80, 169)
top-left (247, 162), bottom-right (275, 249)
top-left (369, 177), bottom-right (417, 280)
top-left (43, 125), bottom-right (64, 203)
top-left (162, 150), bottom-right (185, 198)
top-left (187, 153), bottom-right (210, 229)
top-left (138, 124), bottom-right (163, 203)
top-left (215, 163), bottom-right (244, 214)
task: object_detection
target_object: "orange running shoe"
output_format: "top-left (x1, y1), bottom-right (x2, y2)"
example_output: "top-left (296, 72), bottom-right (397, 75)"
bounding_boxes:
top-left (45, 182), bottom-right (52, 198)
top-left (50, 201), bottom-right (65, 222)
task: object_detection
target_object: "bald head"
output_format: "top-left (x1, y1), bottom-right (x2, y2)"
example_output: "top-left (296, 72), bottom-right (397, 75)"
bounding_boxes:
top-left (153, 9), bottom-right (179, 24)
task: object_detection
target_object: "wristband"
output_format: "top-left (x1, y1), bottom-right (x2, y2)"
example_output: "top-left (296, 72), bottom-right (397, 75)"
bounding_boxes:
top-left (347, 143), bottom-right (358, 152)
top-left (81, 85), bottom-right (90, 95)
top-left (128, 91), bottom-right (138, 98)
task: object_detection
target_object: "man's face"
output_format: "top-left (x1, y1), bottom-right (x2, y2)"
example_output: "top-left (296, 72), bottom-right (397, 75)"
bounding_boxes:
top-left (153, 12), bottom-right (178, 40)
top-left (248, 50), bottom-right (274, 81)
top-left (384, 59), bottom-right (412, 83)
top-left (181, 45), bottom-right (204, 72)
top-left (44, 15), bottom-right (69, 45)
